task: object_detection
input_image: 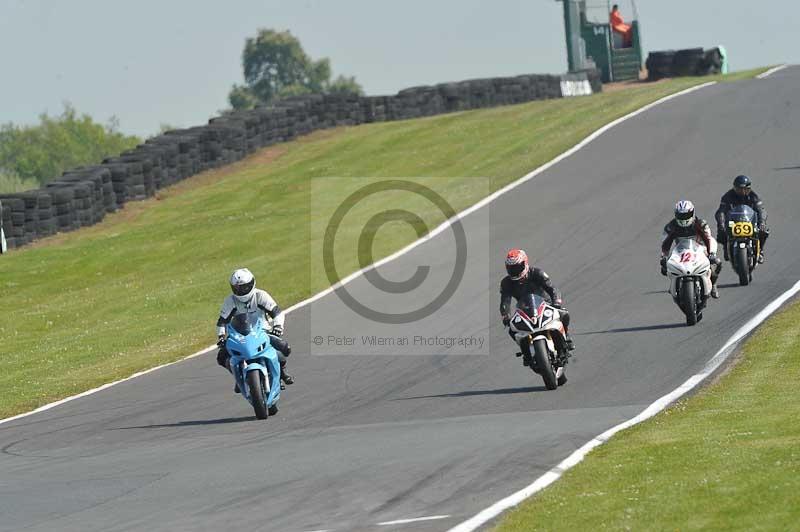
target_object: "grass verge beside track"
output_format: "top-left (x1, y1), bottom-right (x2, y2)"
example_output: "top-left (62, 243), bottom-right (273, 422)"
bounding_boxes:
top-left (0, 68), bottom-right (768, 418)
top-left (496, 297), bottom-right (800, 531)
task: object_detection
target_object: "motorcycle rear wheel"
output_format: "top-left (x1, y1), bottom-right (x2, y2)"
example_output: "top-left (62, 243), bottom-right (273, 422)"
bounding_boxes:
top-left (680, 281), bottom-right (698, 326)
top-left (247, 371), bottom-right (269, 420)
top-left (533, 339), bottom-right (558, 390)
top-left (736, 246), bottom-right (750, 286)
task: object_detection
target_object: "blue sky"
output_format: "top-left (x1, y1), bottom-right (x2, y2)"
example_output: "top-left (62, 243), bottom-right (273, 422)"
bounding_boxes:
top-left (1, 0), bottom-right (795, 137)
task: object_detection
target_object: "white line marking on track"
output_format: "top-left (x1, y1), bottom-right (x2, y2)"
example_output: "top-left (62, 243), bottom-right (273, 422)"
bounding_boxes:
top-left (378, 515), bottom-right (450, 526)
top-left (447, 279), bottom-right (800, 532)
top-left (756, 64), bottom-right (788, 79)
top-left (0, 81), bottom-right (717, 426)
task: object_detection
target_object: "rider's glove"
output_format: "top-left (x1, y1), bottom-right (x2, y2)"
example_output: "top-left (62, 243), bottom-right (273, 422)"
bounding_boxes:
top-left (272, 324), bottom-right (284, 337)
top-left (216, 335), bottom-right (226, 347)
top-left (709, 253), bottom-right (720, 265)
top-left (502, 315), bottom-right (511, 327)
top-left (660, 256), bottom-right (667, 276)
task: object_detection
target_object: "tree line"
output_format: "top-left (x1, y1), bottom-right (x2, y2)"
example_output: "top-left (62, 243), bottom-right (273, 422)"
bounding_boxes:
top-left (1, 28), bottom-right (361, 193)
top-left (0, 104), bottom-right (140, 193)
top-left (228, 29), bottom-right (362, 109)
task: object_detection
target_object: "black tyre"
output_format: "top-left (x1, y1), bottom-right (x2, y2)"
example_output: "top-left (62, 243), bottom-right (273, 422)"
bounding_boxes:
top-left (533, 339), bottom-right (558, 390)
top-left (736, 246), bottom-right (749, 286)
top-left (680, 280), bottom-right (697, 326)
top-left (246, 371), bottom-right (269, 420)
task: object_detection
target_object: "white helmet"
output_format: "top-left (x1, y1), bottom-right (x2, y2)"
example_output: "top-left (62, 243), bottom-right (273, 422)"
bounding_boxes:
top-left (230, 268), bottom-right (256, 302)
top-left (674, 200), bottom-right (695, 227)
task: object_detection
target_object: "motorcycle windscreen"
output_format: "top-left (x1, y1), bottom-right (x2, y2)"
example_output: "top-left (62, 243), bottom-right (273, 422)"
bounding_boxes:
top-left (516, 293), bottom-right (548, 317)
top-left (673, 237), bottom-right (703, 254)
top-left (230, 312), bottom-right (263, 336)
top-left (728, 204), bottom-right (756, 222)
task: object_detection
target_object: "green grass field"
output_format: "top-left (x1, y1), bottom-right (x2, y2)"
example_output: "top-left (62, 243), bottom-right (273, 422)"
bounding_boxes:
top-left (0, 68), bottom-right (768, 418)
top-left (496, 296), bottom-right (800, 531)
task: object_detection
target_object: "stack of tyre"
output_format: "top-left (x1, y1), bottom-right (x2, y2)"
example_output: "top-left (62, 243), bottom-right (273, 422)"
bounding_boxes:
top-left (2, 68), bottom-right (602, 252)
top-left (360, 96), bottom-right (389, 123)
top-left (647, 47), bottom-right (725, 81)
top-left (0, 196), bottom-right (24, 248)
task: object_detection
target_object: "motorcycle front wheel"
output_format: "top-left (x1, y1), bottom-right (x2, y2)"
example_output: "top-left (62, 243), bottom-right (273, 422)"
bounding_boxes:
top-left (533, 339), bottom-right (558, 390)
top-left (680, 280), bottom-right (698, 326)
top-left (247, 371), bottom-right (269, 420)
top-left (736, 245), bottom-right (750, 286)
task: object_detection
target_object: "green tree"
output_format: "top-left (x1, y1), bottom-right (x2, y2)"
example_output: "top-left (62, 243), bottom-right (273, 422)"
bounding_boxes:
top-left (328, 75), bottom-right (364, 96)
top-left (0, 103), bottom-right (140, 185)
top-left (0, 170), bottom-right (38, 194)
top-left (229, 29), bottom-right (362, 109)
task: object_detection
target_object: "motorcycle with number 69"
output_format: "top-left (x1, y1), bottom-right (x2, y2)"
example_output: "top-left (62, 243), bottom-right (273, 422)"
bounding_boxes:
top-left (508, 293), bottom-right (569, 390)
top-left (724, 204), bottom-right (760, 286)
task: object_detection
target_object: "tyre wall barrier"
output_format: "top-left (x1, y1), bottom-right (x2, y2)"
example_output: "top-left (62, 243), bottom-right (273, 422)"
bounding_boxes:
top-left (0, 69), bottom-right (600, 251)
top-left (646, 47), bottom-right (725, 81)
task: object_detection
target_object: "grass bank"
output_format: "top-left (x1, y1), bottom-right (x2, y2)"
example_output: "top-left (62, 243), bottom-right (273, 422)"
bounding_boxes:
top-left (0, 68), bottom-right (768, 418)
top-left (496, 296), bottom-right (800, 531)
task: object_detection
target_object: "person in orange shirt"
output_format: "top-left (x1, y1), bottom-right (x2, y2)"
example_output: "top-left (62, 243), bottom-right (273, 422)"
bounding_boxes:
top-left (610, 4), bottom-right (632, 47)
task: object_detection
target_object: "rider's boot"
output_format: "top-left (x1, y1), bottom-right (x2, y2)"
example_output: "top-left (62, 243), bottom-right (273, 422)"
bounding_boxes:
top-left (280, 360), bottom-right (294, 386)
top-left (225, 358), bottom-right (239, 393)
top-left (564, 331), bottom-right (576, 351)
top-left (710, 284), bottom-right (719, 299)
top-left (515, 351), bottom-right (531, 367)
top-left (758, 253), bottom-right (765, 264)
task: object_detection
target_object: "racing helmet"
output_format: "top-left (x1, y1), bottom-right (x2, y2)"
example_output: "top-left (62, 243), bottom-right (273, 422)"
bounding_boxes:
top-left (733, 175), bottom-right (752, 197)
top-left (674, 200), bottom-right (695, 228)
top-left (505, 249), bottom-right (529, 281)
top-left (230, 268), bottom-right (256, 302)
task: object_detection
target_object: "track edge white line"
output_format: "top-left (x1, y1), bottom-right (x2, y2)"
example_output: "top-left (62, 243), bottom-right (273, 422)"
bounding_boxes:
top-left (756, 64), bottom-right (788, 79)
top-left (377, 514), bottom-right (450, 526)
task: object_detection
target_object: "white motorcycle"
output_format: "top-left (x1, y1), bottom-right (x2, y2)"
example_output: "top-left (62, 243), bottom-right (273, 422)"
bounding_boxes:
top-left (665, 237), bottom-right (713, 326)
top-left (508, 293), bottom-right (569, 390)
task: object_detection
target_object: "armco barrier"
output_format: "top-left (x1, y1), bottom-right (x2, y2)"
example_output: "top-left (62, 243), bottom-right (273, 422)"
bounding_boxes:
top-left (0, 69), bottom-right (600, 251)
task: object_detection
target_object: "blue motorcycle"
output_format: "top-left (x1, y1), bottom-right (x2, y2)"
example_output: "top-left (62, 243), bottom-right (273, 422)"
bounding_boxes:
top-left (225, 314), bottom-right (281, 419)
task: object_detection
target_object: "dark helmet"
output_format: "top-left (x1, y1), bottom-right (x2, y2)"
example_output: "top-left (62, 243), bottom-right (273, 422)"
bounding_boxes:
top-left (505, 249), bottom-right (530, 281)
top-left (733, 175), bottom-right (752, 196)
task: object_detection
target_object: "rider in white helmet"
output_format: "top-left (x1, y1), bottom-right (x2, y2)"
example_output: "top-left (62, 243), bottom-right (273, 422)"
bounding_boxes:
top-left (660, 200), bottom-right (722, 299)
top-left (216, 268), bottom-right (294, 388)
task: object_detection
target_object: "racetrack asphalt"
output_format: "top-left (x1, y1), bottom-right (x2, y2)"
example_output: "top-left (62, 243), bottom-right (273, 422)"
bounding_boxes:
top-left (2, 67), bottom-right (799, 532)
